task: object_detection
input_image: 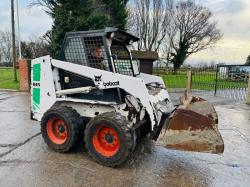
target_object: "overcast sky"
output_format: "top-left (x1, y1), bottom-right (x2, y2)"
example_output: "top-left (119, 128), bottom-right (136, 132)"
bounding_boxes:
top-left (0, 0), bottom-right (249, 64)
top-left (191, 0), bottom-right (250, 64)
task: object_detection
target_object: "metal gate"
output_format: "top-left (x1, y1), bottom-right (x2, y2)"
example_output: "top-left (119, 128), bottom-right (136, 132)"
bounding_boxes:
top-left (214, 65), bottom-right (250, 101)
top-left (154, 64), bottom-right (249, 101)
top-left (191, 66), bottom-right (217, 93)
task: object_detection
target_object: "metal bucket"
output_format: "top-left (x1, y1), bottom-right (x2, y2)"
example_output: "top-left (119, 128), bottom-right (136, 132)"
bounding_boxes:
top-left (157, 96), bottom-right (224, 154)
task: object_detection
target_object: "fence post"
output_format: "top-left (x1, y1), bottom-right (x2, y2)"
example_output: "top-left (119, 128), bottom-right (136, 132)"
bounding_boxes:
top-left (247, 74), bottom-right (250, 105)
top-left (186, 70), bottom-right (192, 93)
top-left (214, 65), bottom-right (219, 96)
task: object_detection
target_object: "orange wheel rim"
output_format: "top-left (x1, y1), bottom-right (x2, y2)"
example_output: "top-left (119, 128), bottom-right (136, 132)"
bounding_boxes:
top-left (47, 117), bottom-right (68, 145)
top-left (93, 125), bottom-right (120, 157)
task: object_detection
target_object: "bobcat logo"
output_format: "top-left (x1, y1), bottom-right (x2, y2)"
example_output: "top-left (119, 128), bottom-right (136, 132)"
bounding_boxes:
top-left (94, 75), bottom-right (102, 85)
top-left (103, 81), bottom-right (119, 88)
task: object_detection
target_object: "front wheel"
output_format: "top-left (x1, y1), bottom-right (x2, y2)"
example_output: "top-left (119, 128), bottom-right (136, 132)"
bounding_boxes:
top-left (41, 106), bottom-right (82, 153)
top-left (85, 112), bottom-right (136, 167)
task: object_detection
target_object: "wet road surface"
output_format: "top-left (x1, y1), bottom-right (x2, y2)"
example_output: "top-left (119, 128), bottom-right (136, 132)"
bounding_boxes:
top-left (0, 91), bottom-right (250, 187)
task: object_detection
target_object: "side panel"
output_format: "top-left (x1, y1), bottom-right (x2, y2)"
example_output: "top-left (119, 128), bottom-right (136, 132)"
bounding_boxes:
top-left (51, 59), bottom-right (157, 128)
top-left (32, 63), bottom-right (41, 112)
top-left (31, 56), bottom-right (57, 121)
top-left (55, 102), bottom-right (116, 118)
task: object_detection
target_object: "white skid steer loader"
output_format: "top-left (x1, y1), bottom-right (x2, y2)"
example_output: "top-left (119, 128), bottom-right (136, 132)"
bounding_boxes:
top-left (31, 28), bottom-right (224, 167)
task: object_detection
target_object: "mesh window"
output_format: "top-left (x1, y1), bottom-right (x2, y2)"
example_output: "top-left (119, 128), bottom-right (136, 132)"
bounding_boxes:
top-left (83, 36), bottom-right (110, 71)
top-left (64, 36), bottom-right (111, 71)
top-left (64, 37), bottom-right (86, 65)
top-left (110, 42), bottom-right (134, 76)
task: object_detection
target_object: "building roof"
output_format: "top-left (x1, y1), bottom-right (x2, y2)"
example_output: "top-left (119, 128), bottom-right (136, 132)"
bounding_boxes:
top-left (131, 51), bottom-right (159, 60)
top-left (65, 27), bottom-right (139, 44)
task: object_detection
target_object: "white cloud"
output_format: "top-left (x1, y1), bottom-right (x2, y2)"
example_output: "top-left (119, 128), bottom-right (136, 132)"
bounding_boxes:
top-left (189, 0), bottom-right (250, 64)
top-left (0, 1), bottom-right (52, 41)
top-left (202, 0), bottom-right (247, 15)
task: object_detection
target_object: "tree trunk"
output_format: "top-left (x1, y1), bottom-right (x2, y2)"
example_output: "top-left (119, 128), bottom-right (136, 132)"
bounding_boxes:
top-left (173, 62), bottom-right (181, 74)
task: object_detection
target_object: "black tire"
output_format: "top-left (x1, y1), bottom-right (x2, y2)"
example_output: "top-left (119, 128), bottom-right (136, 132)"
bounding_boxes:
top-left (136, 113), bottom-right (151, 140)
top-left (85, 112), bottom-right (136, 167)
top-left (41, 106), bottom-right (82, 153)
top-left (136, 123), bottom-right (151, 140)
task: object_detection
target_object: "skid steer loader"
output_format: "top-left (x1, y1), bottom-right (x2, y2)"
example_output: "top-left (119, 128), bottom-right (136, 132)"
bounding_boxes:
top-left (31, 28), bottom-right (224, 167)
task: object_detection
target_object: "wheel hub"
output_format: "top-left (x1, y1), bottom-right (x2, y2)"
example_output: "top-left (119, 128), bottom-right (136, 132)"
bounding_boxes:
top-left (92, 125), bottom-right (120, 157)
top-left (58, 125), bottom-right (65, 133)
top-left (105, 133), bottom-right (114, 143)
top-left (47, 118), bottom-right (68, 145)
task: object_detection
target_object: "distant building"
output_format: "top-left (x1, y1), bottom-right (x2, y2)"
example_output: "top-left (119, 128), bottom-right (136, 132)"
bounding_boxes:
top-left (131, 51), bottom-right (159, 75)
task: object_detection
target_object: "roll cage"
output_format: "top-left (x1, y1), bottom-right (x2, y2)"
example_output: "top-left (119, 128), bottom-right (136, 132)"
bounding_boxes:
top-left (59, 27), bottom-right (139, 77)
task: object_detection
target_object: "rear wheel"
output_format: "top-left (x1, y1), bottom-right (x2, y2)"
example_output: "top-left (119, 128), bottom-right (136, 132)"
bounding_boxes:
top-left (41, 106), bottom-right (82, 153)
top-left (85, 112), bottom-right (136, 167)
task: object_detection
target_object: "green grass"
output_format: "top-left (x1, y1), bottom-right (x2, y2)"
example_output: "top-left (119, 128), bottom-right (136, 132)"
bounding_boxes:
top-left (162, 74), bottom-right (186, 88)
top-left (156, 72), bottom-right (248, 91)
top-left (0, 68), bottom-right (20, 90)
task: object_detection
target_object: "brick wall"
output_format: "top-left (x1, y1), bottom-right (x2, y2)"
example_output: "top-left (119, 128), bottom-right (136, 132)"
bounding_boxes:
top-left (19, 59), bottom-right (29, 91)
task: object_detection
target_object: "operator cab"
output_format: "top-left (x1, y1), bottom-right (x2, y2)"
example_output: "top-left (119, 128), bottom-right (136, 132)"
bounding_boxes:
top-left (58, 28), bottom-right (140, 102)
top-left (60, 27), bottom-right (140, 76)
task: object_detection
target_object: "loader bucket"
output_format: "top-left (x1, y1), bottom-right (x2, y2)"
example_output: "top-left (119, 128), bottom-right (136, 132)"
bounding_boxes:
top-left (156, 96), bottom-right (224, 154)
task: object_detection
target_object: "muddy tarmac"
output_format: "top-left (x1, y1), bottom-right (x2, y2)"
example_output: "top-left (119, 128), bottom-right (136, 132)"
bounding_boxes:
top-left (0, 91), bottom-right (249, 187)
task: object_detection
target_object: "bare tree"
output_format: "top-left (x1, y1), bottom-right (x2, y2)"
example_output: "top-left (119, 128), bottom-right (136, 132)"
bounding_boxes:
top-left (0, 31), bottom-right (12, 66)
top-left (21, 35), bottom-right (50, 59)
top-left (42, 30), bottom-right (52, 45)
top-left (164, 1), bottom-right (222, 71)
top-left (28, 0), bottom-right (57, 15)
top-left (128, 0), bottom-right (173, 52)
top-left (245, 55), bottom-right (250, 65)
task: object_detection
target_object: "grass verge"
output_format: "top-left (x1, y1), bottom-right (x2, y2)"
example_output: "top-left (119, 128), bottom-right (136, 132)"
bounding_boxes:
top-left (0, 68), bottom-right (20, 90)
top-left (158, 73), bottom-right (247, 91)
